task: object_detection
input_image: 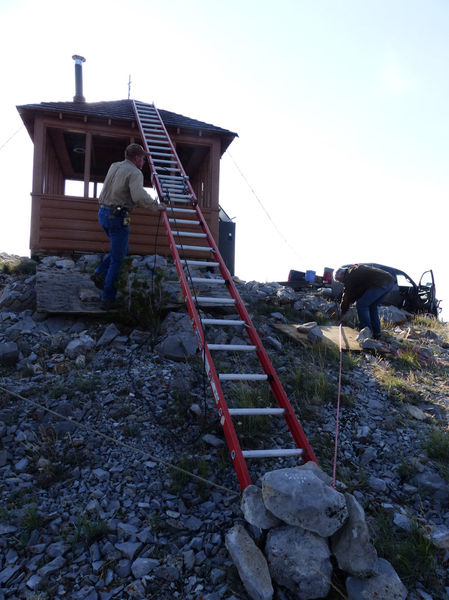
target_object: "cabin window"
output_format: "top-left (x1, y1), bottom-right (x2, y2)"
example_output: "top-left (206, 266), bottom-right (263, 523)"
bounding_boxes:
top-left (64, 180), bottom-right (100, 198)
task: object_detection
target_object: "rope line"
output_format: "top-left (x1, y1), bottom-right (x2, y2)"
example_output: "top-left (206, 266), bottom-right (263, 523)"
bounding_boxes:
top-left (0, 383), bottom-right (239, 497)
top-left (227, 151), bottom-right (305, 264)
top-left (332, 323), bottom-right (343, 489)
top-left (0, 125), bottom-right (24, 152)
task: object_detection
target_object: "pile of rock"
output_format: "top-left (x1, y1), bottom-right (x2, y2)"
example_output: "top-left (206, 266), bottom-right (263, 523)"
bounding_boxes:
top-left (1, 253), bottom-right (449, 598)
top-left (226, 464), bottom-right (407, 600)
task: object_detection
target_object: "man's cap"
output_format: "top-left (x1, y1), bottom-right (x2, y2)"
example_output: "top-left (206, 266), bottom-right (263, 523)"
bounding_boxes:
top-left (125, 143), bottom-right (149, 158)
top-left (334, 267), bottom-right (348, 282)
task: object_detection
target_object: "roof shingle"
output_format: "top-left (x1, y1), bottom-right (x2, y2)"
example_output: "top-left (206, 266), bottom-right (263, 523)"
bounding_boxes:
top-left (16, 99), bottom-right (237, 137)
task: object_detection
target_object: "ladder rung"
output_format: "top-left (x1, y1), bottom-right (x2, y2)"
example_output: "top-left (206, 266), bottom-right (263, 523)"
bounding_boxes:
top-left (229, 408), bottom-right (285, 416)
top-left (168, 208), bottom-right (196, 214)
top-left (208, 344), bottom-right (256, 351)
top-left (196, 297), bottom-right (235, 305)
top-left (176, 232), bottom-right (207, 238)
top-left (175, 244), bottom-right (212, 252)
top-left (219, 374), bottom-right (268, 381)
top-left (201, 319), bottom-right (246, 326)
top-left (154, 159), bottom-right (178, 164)
top-left (190, 277), bottom-right (224, 283)
top-left (156, 167), bottom-right (180, 172)
top-left (160, 178), bottom-right (184, 183)
top-left (242, 449), bottom-right (303, 459)
top-left (184, 260), bottom-right (219, 267)
top-left (169, 219), bottom-right (200, 225)
top-left (166, 198), bottom-right (190, 204)
top-left (148, 141), bottom-right (169, 147)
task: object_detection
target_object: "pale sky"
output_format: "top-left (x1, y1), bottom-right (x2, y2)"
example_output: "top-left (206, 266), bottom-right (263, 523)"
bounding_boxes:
top-left (1, 0), bottom-right (448, 319)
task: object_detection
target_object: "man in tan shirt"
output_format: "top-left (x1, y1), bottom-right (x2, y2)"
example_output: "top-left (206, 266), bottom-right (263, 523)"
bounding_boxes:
top-left (92, 143), bottom-right (164, 309)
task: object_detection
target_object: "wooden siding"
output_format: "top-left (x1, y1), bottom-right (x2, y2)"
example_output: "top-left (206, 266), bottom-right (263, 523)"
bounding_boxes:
top-left (31, 195), bottom-right (219, 258)
top-left (29, 114), bottom-right (223, 257)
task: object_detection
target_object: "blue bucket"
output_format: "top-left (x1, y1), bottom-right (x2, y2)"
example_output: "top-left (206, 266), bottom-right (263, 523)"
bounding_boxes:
top-left (305, 270), bottom-right (316, 283)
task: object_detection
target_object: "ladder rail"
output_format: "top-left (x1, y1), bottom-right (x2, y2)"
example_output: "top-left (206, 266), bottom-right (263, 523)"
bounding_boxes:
top-left (132, 100), bottom-right (198, 204)
top-left (169, 189), bottom-right (320, 465)
top-left (161, 208), bottom-right (252, 489)
top-left (132, 100), bottom-right (318, 489)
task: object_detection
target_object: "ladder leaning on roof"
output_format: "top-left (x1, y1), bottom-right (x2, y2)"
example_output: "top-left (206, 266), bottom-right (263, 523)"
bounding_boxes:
top-left (132, 100), bottom-right (319, 490)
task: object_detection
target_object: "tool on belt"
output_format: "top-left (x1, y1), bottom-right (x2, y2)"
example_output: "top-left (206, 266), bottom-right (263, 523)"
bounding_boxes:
top-left (111, 205), bottom-right (130, 226)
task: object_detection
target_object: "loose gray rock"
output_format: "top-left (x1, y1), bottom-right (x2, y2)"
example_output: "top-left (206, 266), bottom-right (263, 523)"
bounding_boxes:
top-left (0, 341), bottom-right (19, 365)
top-left (307, 326), bottom-right (324, 344)
top-left (64, 333), bottom-right (95, 358)
top-left (115, 542), bottom-right (142, 561)
top-left (131, 557), bottom-right (159, 578)
top-left (97, 323), bottom-right (120, 346)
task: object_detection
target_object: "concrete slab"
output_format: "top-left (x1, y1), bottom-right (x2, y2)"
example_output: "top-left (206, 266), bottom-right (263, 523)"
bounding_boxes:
top-left (273, 324), bottom-right (361, 352)
top-left (36, 269), bottom-right (105, 314)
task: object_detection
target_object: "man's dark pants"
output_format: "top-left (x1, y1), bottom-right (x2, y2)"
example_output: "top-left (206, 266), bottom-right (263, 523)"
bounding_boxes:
top-left (95, 206), bottom-right (129, 302)
top-left (356, 282), bottom-right (395, 336)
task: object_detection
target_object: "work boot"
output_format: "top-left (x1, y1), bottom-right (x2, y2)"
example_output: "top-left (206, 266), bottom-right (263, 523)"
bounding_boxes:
top-left (100, 299), bottom-right (121, 311)
top-left (91, 272), bottom-right (105, 290)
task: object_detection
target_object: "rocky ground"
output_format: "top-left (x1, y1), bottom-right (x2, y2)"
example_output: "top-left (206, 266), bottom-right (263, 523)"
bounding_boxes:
top-left (0, 253), bottom-right (448, 600)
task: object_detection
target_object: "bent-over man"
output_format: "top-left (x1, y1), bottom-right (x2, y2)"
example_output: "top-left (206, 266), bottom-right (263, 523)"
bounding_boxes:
top-left (334, 264), bottom-right (395, 339)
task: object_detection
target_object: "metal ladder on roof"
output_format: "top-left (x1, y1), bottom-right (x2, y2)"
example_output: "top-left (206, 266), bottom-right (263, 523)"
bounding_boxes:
top-left (132, 100), bottom-right (318, 490)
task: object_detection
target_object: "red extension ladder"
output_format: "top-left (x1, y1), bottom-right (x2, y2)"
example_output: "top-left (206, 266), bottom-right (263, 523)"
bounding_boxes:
top-left (132, 100), bottom-right (318, 490)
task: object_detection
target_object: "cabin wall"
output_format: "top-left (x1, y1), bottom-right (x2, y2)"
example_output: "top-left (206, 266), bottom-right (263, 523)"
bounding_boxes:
top-left (30, 116), bottom-right (221, 256)
top-left (31, 194), bottom-right (218, 259)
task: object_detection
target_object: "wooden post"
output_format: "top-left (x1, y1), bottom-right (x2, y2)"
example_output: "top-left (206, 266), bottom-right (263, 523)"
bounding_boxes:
top-left (84, 132), bottom-right (92, 198)
top-left (30, 118), bottom-right (46, 253)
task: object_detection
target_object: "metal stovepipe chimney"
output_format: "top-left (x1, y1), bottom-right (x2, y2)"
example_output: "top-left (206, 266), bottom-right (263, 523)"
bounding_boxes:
top-left (72, 55), bottom-right (86, 102)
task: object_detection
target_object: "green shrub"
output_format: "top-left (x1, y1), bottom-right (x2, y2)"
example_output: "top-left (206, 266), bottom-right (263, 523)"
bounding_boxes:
top-left (0, 257), bottom-right (36, 275)
top-left (21, 505), bottom-right (44, 532)
top-left (426, 428), bottom-right (449, 462)
top-left (116, 267), bottom-right (170, 334)
top-left (73, 513), bottom-right (109, 545)
top-left (373, 511), bottom-right (442, 591)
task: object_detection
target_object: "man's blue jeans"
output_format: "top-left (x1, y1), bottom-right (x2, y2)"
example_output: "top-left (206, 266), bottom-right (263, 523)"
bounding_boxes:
top-left (95, 207), bottom-right (129, 301)
top-left (356, 282), bottom-right (395, 336)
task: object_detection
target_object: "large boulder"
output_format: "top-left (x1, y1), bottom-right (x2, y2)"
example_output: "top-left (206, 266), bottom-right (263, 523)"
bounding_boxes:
top-left (331, 493), bottom-right (378, 576)
top-left (225, 524), bottom-right (273, 600)
top-left (346, 558), bottom-right (407, 600)
top-left (265, 525), bottom-right (331, 599)
top-left (262, 467), bottom-right (348, 537)
top-left (241, 485), bottom-right (282, 530)
top-left (379, 306), bottom-right (409, 325)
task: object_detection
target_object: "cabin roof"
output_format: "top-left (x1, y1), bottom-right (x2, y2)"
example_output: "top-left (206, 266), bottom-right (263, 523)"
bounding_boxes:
top-left (16, 99), bottom-right (237, 154)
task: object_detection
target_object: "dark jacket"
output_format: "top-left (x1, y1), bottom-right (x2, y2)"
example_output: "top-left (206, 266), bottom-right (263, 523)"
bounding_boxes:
top-left (340, 265), bottom-right (394, 315)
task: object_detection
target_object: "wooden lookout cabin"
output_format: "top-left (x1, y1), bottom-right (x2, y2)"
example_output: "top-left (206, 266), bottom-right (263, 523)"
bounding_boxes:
top-left (16, 57), bottom-right (238, 271)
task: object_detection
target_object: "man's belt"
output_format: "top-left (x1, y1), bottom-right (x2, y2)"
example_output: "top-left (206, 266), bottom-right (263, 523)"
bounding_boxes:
top-left (100, 204), bottom-right (128, 216)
